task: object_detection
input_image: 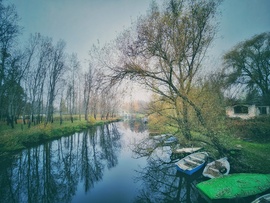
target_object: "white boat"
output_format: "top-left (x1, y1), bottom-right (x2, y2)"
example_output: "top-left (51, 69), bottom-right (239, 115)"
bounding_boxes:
top-left (175, 152), bottom-right (208, 175)
top-left (174, 147), bottom-right (202, 154)
top-left (152, 134), bottom-right (167, 141)
top-left (164, 136), bottom-right (178, 144)
top-left (202, 157), bottom-right (230, 179)
top-left (251, 193), bottom-right (270, 203)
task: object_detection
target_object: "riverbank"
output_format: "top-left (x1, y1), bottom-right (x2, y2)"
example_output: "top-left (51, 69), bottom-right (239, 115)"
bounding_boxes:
top-left (147, 117), bottom-right (270, 174)
top-left (223, 118), bottom-right (270, 174)
top-left (0, 118), bottom-right (121, 154)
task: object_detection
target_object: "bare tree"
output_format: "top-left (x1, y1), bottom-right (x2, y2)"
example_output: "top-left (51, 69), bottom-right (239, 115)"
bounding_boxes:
top-left (66, 53), bottom-right (80, 123)
top-left (5, 51), bottom-right (26, 128)
top-left (87, 72), bottom-right (104, 120)
top-left (83, 63), bottom-right (94, 121)
top-left (23, 34), bottom-right (52, 127)
top-left (45, 40), bottom-right (66, 124)
top-left (112, 0), bottom-right (221, 140)
top-left (90, 85), bottom-right (100, 120)
top-left (0, 1), bottom-right (21, 121)
top-left (86, 43), bottom-right (125, 121)
top-left (59, 93), bottom-right (64, 125)
top-left (99, 85), bottom-right (121, 120)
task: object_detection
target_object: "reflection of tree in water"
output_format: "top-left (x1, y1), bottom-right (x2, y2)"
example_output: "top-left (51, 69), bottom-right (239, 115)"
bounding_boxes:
top-left (99, 124), bottom-right (121, 169)
top-left (132, 137), bottom-right (201, 203)
top-left (134, 161), bottom-right (201, 203)
top-left (0, 156), bottom-right (18, 203)
top-left (0, 123), bottom-right (123, 203)
top-left (80, 128), bottom-right (104, 192)
top-left (0, 141), bottom-right (80, 203)
top-left (123, 120), bottom-right (147, 133)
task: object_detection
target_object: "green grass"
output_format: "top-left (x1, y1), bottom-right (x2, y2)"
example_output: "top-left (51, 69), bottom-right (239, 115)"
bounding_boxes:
top-left (1, 116), bottom-right (269, 174)
top-left (230, 139), bottom-right (270, 173)
top-left (190, 131), bottom-right (270, 173)
top-left (148, 116), bottom-right (270, 174)
top-left (0, 118), bottom-right (120, 153)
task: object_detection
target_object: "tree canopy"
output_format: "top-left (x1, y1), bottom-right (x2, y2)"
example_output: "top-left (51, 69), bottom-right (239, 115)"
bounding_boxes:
top-left (223, 32), bottom-right (270, 105)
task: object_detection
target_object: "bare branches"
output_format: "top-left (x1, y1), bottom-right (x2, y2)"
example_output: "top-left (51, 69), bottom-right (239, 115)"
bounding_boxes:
top-left (111, 0), bottom-right (221, 139)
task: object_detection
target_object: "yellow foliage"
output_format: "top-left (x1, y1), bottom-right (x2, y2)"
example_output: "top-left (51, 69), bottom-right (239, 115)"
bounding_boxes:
top-left (88, 116), bottom-right (96, 124)
top-left (38, 123), bottom-right (53, 134)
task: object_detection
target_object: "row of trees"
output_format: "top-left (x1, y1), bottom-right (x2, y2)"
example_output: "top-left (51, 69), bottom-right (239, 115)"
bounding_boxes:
top-left (1, 0), bottom-right (269, 140)
top-left (0, 1), bottom-right (121, 128)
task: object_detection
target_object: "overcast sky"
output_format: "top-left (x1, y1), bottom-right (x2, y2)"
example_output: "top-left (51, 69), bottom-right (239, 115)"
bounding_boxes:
top-left (213, 0), bottom-right (270, 59)
top-left (4, 0), bottom-right (270, 100)
top-left (6, 0), bottom-right (270, 66)
top-left (7, 0), bottom-right (157, 64)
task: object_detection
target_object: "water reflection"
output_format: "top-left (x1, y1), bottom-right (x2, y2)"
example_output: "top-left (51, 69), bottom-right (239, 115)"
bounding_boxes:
top-left (132, 133), bottom-right (202, 203)
top-left (133, 161), bottom-right (202, 203)
top-left (0, 124), bottom-right (122, 203)
top-left (0, 121), bottom-right (202, 203)
top-left (122, 119), bottom-right (148, 133)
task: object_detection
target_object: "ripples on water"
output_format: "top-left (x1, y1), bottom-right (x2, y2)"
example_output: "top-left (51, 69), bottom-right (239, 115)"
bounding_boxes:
top-left (0, 121), bottom-right (202, 203)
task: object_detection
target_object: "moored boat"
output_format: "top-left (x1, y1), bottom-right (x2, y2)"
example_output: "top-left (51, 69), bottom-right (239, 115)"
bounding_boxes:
top-left (196, 173), bottom-right (270, 202)
top-left (203, 157), bottom-right (230, 179)
top-left (164, 136), bottom-right (178, 144)
top-left (152, 134), bottom-right (167, 141)
top-left (251, 193), bottom-right (270, 203)
top-left (173, 147), bottom-right (202, 154)
top-left (175, 152), bottom-right (208, 175)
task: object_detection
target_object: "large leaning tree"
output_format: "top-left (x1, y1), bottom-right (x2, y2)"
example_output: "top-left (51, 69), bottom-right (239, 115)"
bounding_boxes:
top-left (111, 0), bottom-right (222, 142)
top-left (223, 32), bottom-right (270, 105)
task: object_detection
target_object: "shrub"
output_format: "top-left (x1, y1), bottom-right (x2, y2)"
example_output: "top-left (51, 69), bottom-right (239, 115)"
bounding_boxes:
top-left (227, 116), bottom-right (270, 141)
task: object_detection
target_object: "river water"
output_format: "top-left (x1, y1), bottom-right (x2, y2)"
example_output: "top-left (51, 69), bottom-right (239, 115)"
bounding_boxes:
top-left (0, 121), bottom-right (202, 203)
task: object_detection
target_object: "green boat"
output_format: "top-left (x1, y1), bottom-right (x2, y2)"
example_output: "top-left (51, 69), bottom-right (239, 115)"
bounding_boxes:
top-left (196, 173), bottom-right (270, 202)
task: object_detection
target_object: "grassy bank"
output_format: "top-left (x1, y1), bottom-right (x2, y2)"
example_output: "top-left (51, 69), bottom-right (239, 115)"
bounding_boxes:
top-left (148, 116), bottom-right (270, 174)
top-left (0, 118), bottom-right (120, 154)
top-left (223, 117), bottom-right (270, 174)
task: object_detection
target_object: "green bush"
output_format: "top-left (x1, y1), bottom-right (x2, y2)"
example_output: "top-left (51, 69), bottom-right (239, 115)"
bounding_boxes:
top-left (227, 116), bottom-right (270, 141)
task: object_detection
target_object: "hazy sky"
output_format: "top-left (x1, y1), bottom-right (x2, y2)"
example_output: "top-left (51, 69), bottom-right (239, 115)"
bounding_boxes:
top-left (6, 0), bottom-right (270, 68)
top-left (7, 0), bottom-right (157, 65)
top-left (213, 0), bottom-right (270, 59)
top-left (5, 0), bottom-right (269, 101)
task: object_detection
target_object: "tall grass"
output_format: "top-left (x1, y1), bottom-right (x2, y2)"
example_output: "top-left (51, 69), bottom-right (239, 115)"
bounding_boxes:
top-left (0, 117), bottom-right (120, 153)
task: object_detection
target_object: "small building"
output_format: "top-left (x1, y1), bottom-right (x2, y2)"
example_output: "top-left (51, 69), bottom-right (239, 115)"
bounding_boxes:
top-left (226, 104), bottom-right (270, 119)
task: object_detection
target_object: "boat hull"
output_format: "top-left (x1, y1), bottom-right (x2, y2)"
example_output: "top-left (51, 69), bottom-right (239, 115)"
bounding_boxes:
top-left (203, 157), bottom-right (230, 179)
top-left (176, 162), bottom-right (205, 175)
top-left (197, 173), bottom-right (270, 202)
top-left (252, 193), bottom-right (270, 203)
top-left (174, 147), bottom-right (202, 154)
top-left (175, 152), bottom-right (208, 175)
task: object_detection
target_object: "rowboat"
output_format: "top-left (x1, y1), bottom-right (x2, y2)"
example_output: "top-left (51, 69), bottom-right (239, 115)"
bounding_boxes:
top-left (203, 157), bottom-right (230, 179)
top-left (196, 173), bottom-right (270, 202)
top-left (175, 152), bottom-right (208, 175)
top-left (173, 147), bottom-right (202, 154)
top-left (251, 193), bottom-right (270, 203)
top-left (152, 134), bottom-right (167, 141)
top-left (164, 136), bottom-right (178, 144)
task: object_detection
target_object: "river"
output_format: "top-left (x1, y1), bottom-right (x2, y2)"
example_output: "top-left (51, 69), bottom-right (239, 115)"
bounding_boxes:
top-left (0, 121), bottom-right (203, 203)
